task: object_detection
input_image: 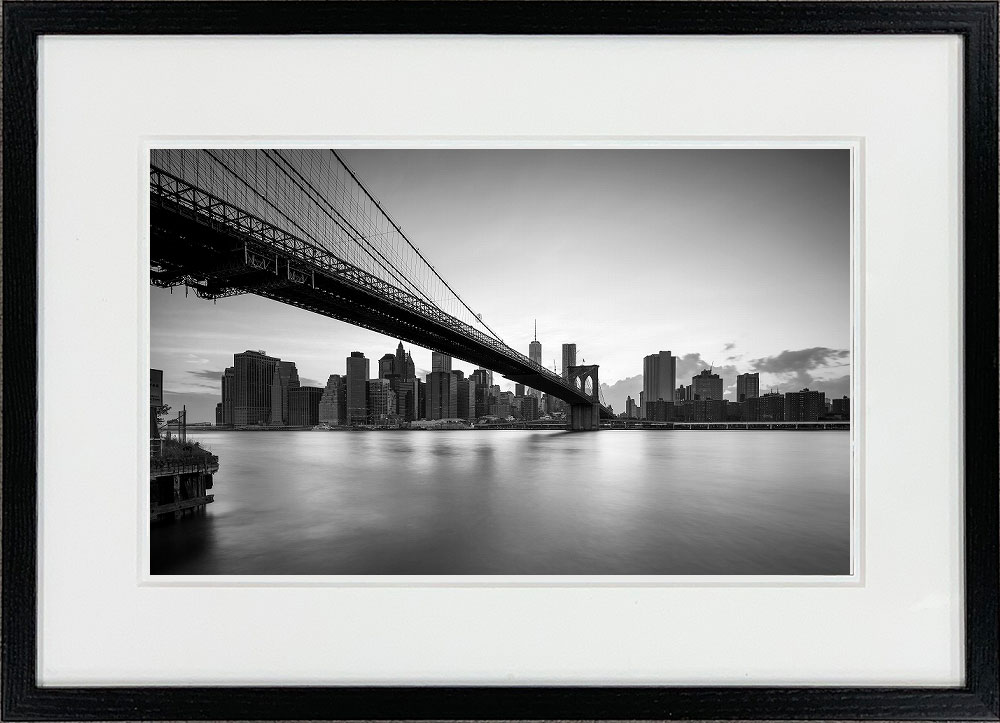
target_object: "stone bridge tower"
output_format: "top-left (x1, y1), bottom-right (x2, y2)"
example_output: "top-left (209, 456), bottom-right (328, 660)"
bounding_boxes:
top-left (566, 364), bottom-right (601, 431)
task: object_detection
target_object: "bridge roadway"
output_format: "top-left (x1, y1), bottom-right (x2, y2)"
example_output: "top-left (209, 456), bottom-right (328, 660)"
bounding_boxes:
top-left (149, 167), bottom-right (612, 422)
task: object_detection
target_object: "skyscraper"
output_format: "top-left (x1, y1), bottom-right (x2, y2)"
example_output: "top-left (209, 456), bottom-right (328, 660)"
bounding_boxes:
top-left (528, 321), bottom-right (543, 399)
top-left (737, 372), bottom-right (760, 402)
top-left (345, 351), bottom-right (370, 426)
top-left (378, 353), bottom-right (396, 379)
top-left (395, 378), bottom-right (422, 421)
top-left (394, 341), bottom-right (407, 378)
top-left (625, 396), bottom-right (639, 419)
top-left (233, 350), bottom-right (279, 426)
top-left (643, 351), bottom-right (677, 409)
top-left (456, 378), bottom-right (475, 420)
top-left (288, 386), bottom-right (324, 426)
top-left (426, 371), bottom-right (458, 419)
top-left (366, 378), bottom-right (397, 425)
top-left (404, 351), bottom-right (416, 380)
top-left (221, 367), bottom-right (235, 425)
top-left (431, 352), bottom-right (452, 373)
top-left (561, 343), bottom-right (577, 379)
top-left (318, 374), bottom-right (347, 426)
top-left (269, 360), bottom-right (300, 425)
top-left (691, 368), bottom-right (724, 400)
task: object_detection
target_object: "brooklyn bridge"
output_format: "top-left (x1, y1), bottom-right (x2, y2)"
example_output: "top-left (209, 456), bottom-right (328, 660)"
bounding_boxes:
top-left (149, 148), bottom-right (611, 430)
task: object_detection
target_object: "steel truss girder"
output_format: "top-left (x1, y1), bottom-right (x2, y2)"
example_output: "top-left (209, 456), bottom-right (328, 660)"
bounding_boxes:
top-left (149, 168), bottom-right (612, 414)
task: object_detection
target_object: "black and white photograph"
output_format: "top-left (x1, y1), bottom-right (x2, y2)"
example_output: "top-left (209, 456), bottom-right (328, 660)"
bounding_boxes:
top-left (149, 147), bottom-right (852, 576)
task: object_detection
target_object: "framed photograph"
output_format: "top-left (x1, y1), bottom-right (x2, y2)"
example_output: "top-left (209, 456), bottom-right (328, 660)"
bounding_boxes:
top-left (4, 1), bottom-right (997, 720)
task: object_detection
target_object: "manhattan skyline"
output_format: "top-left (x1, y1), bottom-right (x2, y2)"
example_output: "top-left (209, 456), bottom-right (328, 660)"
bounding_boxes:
top-left (151, 148), bottom-right (850, 421)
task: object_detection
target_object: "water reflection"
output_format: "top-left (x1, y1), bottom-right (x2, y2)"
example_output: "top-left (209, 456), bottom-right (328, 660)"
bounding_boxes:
top-left (150, 430), bottom-right (850, 575)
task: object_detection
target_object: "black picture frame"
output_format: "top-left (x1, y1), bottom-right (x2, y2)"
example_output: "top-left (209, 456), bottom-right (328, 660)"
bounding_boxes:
top-left (3, 2), bottom-right (997, 720)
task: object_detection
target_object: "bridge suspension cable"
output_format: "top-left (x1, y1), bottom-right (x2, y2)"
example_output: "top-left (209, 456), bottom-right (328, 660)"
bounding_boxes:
top-left (150, 148), bottom-right (504, 341)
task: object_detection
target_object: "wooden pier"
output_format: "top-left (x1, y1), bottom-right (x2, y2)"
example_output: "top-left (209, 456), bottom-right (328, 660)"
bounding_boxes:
top-left (150, 449), bottom-right (219, 522)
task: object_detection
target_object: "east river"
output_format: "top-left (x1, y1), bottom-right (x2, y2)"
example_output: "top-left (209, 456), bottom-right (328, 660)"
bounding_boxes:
top-left (150, 430), bottom-right (850, 576)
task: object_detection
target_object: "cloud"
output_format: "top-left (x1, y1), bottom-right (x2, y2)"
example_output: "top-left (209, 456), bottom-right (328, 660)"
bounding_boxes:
top-left (300, 377), bottom-right (322, 387)
top-left (675, 353), bottom-right (742, 399)
top-left (187, 369), bottom-right (224, 381)
top-left (747, 348), bottom-right (851, 396)
top-left (723, 342), bottom-right (736, 351)
top-left (748, 347), bottom-right (848, 374)
top-left (599, 374), bottom-right (643, 412)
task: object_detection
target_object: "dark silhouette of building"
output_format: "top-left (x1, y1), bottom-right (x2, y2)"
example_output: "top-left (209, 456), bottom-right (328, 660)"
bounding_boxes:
top-left (785, 388), bottom-right (825, 421)
top-left (318, 374), bottom-right (347, 425)
top-left (528, 322), bottom-right (542, 399)
top-left (456, 378), bottom-right (475, 420)
top-left (432, 352), bottom-right (452, 373)
top-left (269, 360), bottom-right (300, 425)
top-left (395, 378), bottom-right (422, 421)
top-left (747, 392), bottom-right (785, 421)
top-left (367, 378), bottom-right (397, 425)
top-left (394, 341), bottom-right (407, 378)
top-left (561, 343), bottom-right (576, 380)
top-left (346, 351), bottom-right (370, 425)
top-left (737, 372), bottom-right (760, 402)
top-left (521, 395), bottom-right (538, 422)
top-left (404, 351), bottom-right (415, 380)
top-left (643, 351), bottom-right (677, 417)
top-left (233, 350), bottom-right (279, 426)
top-left (426, 371), bottom-right (458, 419)
top-left (378, 353), bottom-right (396, 379)
top-left (215, 402), bottom-right (223, 425)
top-left (691, 368), bottom-right (724, 400)
top-left (220, 366), bottom-right (235, 425)
top-left (288, 386), bottom-right (324, 426)
top-left (832, 396), bottom-right (851, 419)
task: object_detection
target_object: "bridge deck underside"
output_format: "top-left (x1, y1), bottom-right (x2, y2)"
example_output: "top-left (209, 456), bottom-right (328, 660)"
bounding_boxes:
top-left (151, 200), bottom-right (610, 414)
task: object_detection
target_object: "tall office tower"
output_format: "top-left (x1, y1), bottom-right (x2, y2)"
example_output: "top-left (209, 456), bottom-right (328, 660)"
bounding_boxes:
top-left (561, 343), bottom-right (577, 379)
top-left (736, 372), bottom-right (760, 402)
top-left (394, 341), bottom-right (407, 377)
top-left (318, 374), bottom-right (347, 426)
top-left (394, 378), bottom-right (422, 421)
top-left (643, 351), bottom-right (677, 409)
top-left (366, 378), bottom-right (397, 425)
top-left (288, 386), bottom-right (324, 426)
top-left (404, 351), bottom-right (416, 380)
top-left (470, 368), bottom-right (491, 388)
top-left (426, 371), bottom-right (458, 419)
top-left (378, 354), bottom-right (396, 379)
top-left (456, 378), bottom-right (475, 420)
top-left (639, 391), bottom-right (646, 419)
top-left (626, 396), bottom-right (638, 419)
top-left (269, 360), bottom-right (300, 425)
top-left (784, 388), bottom-right (826, 421)
top-left (451, 369), bottom-right (465, 381)
top-left (221, 367), bottom-right (235, 425)
top-left (431, 352), bottom-right (452, 373)
top-left (215, 403), bottom-right (223, 425)
top-left (528, 321), bottom-right (543, 398)
top-left (233, 350), bottom-right (279, 426)
top-left (515, 383), bottom-right (525, 397)
top-left (345, 351), bottom-right (370, 426)
top-left (691, 368), bottom-right (724, 400)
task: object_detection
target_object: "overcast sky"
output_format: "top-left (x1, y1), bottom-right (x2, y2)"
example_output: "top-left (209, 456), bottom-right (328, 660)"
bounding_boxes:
top-left (152, 148), bottom-right (850, 420)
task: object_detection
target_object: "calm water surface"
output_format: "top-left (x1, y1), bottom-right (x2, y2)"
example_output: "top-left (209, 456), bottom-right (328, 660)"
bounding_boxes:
top-left (150, 430), bottom-right (850, 575)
